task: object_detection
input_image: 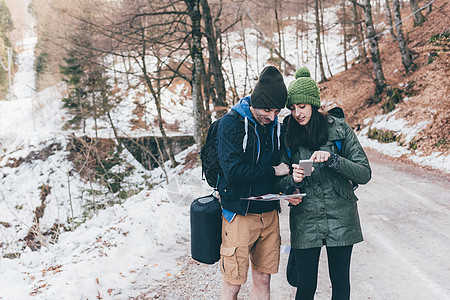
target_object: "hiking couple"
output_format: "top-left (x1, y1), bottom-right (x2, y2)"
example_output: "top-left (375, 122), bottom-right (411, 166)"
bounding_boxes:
top-left (216, 65), bottom-right (372, 300)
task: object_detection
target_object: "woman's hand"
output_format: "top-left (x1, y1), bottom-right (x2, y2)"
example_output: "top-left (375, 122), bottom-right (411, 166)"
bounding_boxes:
top-left (292, 163), bottom-right (312, 183)
top-left (310, 151), bottom-right (330, 163)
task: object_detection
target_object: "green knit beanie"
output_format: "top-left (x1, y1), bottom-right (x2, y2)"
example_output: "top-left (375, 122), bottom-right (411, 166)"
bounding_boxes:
top-left (286, 67), bottom-right (320, 108)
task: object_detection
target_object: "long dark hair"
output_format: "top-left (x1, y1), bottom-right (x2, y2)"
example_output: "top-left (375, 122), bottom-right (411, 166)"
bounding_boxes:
top-left (286, 107), bottom-right (329, 151)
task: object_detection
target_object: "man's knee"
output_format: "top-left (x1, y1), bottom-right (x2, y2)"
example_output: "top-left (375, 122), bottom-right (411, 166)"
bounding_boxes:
top-left (221, 280), bottom-right (241, 300)
top-left (252, 269), bottom-right (271, 286)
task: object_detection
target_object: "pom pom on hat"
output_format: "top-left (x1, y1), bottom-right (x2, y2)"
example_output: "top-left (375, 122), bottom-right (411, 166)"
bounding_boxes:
top-left (286, 67), bottom-right (320, 108)
top-left (295, 67), bottom-right (311, 79)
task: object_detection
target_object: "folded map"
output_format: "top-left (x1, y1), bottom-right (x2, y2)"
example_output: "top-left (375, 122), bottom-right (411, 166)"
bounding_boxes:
top-left (241, 193), bottom-right (306, 201)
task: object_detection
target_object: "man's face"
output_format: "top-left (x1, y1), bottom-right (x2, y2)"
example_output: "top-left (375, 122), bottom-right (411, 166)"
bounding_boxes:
top-left (250, 107), bottom-right (281, 126)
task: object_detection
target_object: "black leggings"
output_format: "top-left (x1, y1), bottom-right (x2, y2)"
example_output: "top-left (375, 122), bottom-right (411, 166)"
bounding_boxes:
top-left (294, 245), bottom-right (353, 300)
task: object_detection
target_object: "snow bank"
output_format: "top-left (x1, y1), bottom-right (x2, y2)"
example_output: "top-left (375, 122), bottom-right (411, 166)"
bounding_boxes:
top-left (0, 188), bottom-right (189, 299)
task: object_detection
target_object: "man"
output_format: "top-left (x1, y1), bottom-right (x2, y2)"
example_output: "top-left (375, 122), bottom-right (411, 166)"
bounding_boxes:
top-left (216, 66), bottom-right (292, 299)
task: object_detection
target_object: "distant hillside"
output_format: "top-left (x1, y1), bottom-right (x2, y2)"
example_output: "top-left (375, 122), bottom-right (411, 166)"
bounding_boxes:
top-left (320, 0), bottom-right (449, 167)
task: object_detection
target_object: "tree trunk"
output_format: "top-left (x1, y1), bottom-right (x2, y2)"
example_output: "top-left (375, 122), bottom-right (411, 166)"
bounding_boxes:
top-left (92, 93), bottom-right (99, 141)
top-left (296, 8), bottom-right (300, 66)
top-left (185, 0), bottom-right (205, 147)
top-left (426, 0), bottom-right (432, 14)
top-left (315, 0), bottom-right (327, 82)
top-left (385, 0), bottom-right (397, 41)
top-left (141, 59), bottom-right (178, 168)
top-left (200, 0), bottom-right (227, 111)
top-left (320, 0), bottom-right (332, 77)
top-left (305, 4), bottom-right (310, 62)
top-left (225, 32), bottom-right (239, 104)
top-left (352, 2), bottom-right (368, 62)
top-left (393, 0), bottom-right (415, 73)
top-left (341, 0), bottom-right (348, 70)
top-left (199, 51), bottom-right (213, 130)
top-left (79, 91), bottom-right (86, 134)
top-left (376, 0), bottom-right (381, 24)
top-left (106, 110), bottom-right (122, 150)
top-left (240, 21), bottom-right (249, 97)
top-left (200, 58), bottom-right (212, 114)
top-left (363, 0), bottom-right (386, 95)
top-left (274, 0), bottom-right (283, 70)
top-left (134, 17), bottom-right (178, 168)
top-left (256, 23), bottom-right (260, 75)
top-left (247, 11), bottom-right (296, 74)
top-left (409, 0), bottom-right (425, 26)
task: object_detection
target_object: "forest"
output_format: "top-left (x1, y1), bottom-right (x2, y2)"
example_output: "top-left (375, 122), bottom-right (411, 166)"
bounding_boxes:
top-left (3, 0), bottom-right (434, 149)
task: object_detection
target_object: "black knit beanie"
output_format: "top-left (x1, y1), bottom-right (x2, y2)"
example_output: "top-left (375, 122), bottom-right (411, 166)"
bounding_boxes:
top-left (251, 66), bottom-right (287, 109)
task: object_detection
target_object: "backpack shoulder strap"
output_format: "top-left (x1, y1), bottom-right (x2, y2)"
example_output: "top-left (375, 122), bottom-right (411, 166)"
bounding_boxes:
top-left (228, 110), bottom-right (249, 153)
top-left (334, 139), bottom-right (342, 153)
top-left (328, 107), bottom-right (345, 119)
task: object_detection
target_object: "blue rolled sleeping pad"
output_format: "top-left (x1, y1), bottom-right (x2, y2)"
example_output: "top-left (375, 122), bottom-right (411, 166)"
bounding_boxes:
top-left (190, 195), bottom-right (222, 264)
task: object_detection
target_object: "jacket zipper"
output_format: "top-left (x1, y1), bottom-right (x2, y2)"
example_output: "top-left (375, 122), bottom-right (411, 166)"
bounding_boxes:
top-left (245, 130), bottom-right (259, 216)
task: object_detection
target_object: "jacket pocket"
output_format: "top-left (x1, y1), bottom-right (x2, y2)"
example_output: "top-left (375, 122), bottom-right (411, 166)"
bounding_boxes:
top-left (333, 185), bottom-right (361, 228)
top-left (333, 182), bottom-right (358, 202)
top-left (220, 245), bottom-right (240, 280)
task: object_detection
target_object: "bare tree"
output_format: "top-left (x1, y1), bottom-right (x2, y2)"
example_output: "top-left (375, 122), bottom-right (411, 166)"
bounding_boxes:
top-left (385, 0), bottom-right (397, 41)
top-left (239, 21), bottom-right (250, 97)
top-left (320, 0), bottom-right (332, 77)
top-left (409, 0), bottom-right (425, 26)
top-left (246, 10), bottom-right (296, 74)
top-left (224, 32), bottom-right (239, 104)
top-left (114, 1), bottom-right (183, 167)
top-left (341, 0), bottom-right (348, 70)
top-left (314, 0), bottom-right (327, 82)
top-left (361, 0), bottom-right (386, 95)
top-left (274, 0), bottom-right (283, 68)
top-left (426, 0), bottom-right (432, 14)
top-left (184, 0), bottom-right (205, 146)
top-left (393, 0), bottom-right (415, 73)
top-left (200, 0), bottom-right (228, 112)
top-left (350, 1), bottom-right (368, 62)
top-left (295, 3), bottom-right (301, 66)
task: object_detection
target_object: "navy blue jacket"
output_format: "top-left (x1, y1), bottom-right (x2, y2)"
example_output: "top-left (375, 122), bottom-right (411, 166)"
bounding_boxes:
top-left (216, 97), bottom-right (282, 215)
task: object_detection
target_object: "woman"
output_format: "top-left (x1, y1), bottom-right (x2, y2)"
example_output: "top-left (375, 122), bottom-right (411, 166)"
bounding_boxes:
top-left (276, 67), bottom-right (371, 300)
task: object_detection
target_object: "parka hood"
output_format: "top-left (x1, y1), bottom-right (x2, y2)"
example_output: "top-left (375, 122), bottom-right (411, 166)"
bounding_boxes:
top-left (231, 96), bottom-right (279, 128)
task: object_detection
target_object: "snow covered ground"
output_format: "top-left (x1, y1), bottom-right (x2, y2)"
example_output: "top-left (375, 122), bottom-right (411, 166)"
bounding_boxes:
top-left (0, 147), bottom-right (207, 299)
top-left (0, 17), bottom-right (209, 298)
top-left (0, 3), bottom-right (448, 299)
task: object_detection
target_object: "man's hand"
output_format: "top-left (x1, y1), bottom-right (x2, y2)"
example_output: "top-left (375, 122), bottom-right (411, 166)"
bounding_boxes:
top-left (286, 189), bottom-right (303, 206)
top-left (273, 163), bottom-right (290, 176)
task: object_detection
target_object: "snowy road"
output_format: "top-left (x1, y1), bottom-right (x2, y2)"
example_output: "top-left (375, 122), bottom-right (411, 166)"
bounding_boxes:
top-left (349, 150), bottom-right (450, 300)
top-left (149, 150), bottom-right (450, 300)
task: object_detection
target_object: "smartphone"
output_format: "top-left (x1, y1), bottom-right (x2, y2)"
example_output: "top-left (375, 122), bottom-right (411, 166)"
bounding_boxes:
top-left (299, 160), bottom-right (313, 176)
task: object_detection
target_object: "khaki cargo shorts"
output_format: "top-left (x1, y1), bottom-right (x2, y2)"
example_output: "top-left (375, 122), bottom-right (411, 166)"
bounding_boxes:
top-left (220, 210), bottom-right (281, 285)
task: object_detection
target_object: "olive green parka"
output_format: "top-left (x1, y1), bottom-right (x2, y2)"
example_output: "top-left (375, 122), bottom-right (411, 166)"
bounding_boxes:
top-left (276, 114), bottom-right (371, 249)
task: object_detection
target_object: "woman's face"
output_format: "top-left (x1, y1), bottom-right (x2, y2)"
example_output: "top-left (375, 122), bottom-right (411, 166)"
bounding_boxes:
top-left (288, 103), bottom-right (312, 126)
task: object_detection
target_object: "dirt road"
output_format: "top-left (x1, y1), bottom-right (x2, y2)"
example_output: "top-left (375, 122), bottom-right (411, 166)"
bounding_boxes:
top-left (149, 150), bottom-right (450, 299)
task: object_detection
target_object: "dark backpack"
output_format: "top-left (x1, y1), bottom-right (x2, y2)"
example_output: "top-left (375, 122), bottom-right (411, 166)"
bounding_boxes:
top-left (200, 119), bottom-right (222, 189)
top-left (200, 114), bottom-right (250, 189)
